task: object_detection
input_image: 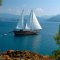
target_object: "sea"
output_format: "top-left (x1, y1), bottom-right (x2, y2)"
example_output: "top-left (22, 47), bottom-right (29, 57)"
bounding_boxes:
top-left (0, 20), bottom-right (60, 55)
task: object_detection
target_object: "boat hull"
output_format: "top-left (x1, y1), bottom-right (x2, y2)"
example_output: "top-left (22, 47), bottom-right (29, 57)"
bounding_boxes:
top-left (13, 30), bottom-right (37, 36)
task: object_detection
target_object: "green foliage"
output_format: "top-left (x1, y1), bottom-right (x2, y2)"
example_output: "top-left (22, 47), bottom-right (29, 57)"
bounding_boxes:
top-left (53, 25), bottom-right (60, 60)
top-left (0, 0), bottom-right (2, 6)
top-left (54, 34), bottom-right (60, 45)
top-left (54, 25), bottom-right (60, 45)
top-left (52, 50), bottom-right (60, 59)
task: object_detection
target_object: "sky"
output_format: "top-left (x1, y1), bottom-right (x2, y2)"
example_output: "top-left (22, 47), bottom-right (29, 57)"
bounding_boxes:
top-left (0, 0), bottom-right (60, 16)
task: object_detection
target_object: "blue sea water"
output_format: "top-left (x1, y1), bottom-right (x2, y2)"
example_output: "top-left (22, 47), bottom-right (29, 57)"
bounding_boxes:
top-left (0, 21), bottom-right (60, 55)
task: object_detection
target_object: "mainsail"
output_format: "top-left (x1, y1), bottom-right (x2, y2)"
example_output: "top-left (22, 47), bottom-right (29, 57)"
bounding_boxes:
top-left (30, 11), bottom-right (42, 30)
top-left (27, 10), bottom-right (42, 30)
top-left (16, 9), bottom-right (24, 30)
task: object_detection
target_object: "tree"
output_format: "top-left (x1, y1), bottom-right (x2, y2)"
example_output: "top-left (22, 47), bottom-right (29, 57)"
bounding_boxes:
top-left (53, 25), bottom-right (60, 59)
top-left (54, 25), bottom-right (60, 45)
top-left (52, 50), bottom-right (60, 60)
top-left (0, 0), bottom-right (2, 6)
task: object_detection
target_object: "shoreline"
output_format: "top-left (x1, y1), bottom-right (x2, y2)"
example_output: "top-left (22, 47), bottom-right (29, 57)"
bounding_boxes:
top-left (0, 50), bottom-right (54, 60)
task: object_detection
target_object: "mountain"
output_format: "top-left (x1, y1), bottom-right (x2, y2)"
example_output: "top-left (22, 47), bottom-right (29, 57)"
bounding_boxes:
top-left (39, 15), bottom-right (52, 22)
top-left (47, 15), bottom-right (60, 22)
top-left (0, 13), bottom-right (51, 22)
top-left (0, 13), bottom-right (30, 22)
top-left (0, 13), bottom-right (19, 22)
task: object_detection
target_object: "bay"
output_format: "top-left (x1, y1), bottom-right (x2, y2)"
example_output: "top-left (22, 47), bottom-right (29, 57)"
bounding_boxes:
top-left (0, 21), bottom-right (59, 55)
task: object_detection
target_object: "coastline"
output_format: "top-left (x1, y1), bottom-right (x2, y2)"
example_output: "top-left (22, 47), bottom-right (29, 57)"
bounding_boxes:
top-left (0, 50), bottom-right (54, 60)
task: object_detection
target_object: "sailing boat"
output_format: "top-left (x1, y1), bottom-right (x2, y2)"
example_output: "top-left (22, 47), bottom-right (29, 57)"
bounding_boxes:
top-left (13, 10), bottom-right (42, 35)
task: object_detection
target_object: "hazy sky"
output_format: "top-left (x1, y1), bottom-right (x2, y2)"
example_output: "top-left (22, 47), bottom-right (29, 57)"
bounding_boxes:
top-left (0, 0), bottom-right (60, 16)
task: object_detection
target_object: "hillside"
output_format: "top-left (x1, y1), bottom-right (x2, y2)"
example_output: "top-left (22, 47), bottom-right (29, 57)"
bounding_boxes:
top-left (0, 13), bottom-right (19, 22)
top-left (47, 15), bottom-right (60, 22)
top-left (0, 13), bottom-right (49, 22)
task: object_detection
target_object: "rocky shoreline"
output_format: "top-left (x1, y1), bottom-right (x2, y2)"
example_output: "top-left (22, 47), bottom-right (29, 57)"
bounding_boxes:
top-left (0, 50), bottom-right (55, 60)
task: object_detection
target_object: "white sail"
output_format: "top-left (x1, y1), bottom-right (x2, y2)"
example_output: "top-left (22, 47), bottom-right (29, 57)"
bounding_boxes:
top-left (25, 16), bottom-right (31, 30)
top-left (16, 9), bottom-right (24, 30)
top-left (25, 24), bottom-right (30, 30)
top-left (30, 10), bottom-right (42, 30)
top-left (16, 10), bottom-right (42, 31)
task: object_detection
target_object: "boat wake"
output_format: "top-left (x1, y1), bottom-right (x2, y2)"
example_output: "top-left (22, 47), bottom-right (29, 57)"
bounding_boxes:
top-left (4, 34), bottom-right (7, 36)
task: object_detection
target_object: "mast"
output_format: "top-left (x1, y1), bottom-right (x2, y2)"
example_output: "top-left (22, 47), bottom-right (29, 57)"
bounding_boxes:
top-left (16, 9), bottom-right (24, 30)
top-left (21, 9), bottom-right (24, 29)
top-left (29, 10), bottom-right (33, 30)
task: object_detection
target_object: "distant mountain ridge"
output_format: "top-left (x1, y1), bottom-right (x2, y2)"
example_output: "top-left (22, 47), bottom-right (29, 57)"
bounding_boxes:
top-left (47, 15), bottom-right (60, 22)
top-left (0, 13), bottom-right (19, 18)
top-left (0, 13), bottom-right (19, 22)
top-left (0, 13), bottom-right (31, 22)
top-left (0, 13), bottom-right (51, 22)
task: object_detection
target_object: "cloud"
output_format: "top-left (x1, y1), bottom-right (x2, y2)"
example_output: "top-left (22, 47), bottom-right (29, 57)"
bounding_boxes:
top-left (8, 8), bottom-right (12, 11)
top-left (0, 7), bottom-right (6, 13)
top-left (35, 8), bottom-right (44, 16)
top-left (7, 8), bottom-right (21, 15)
top-left (36, 8), bottom-right (44, 13)
top-left (8, 8), bottom-right (14, 14)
